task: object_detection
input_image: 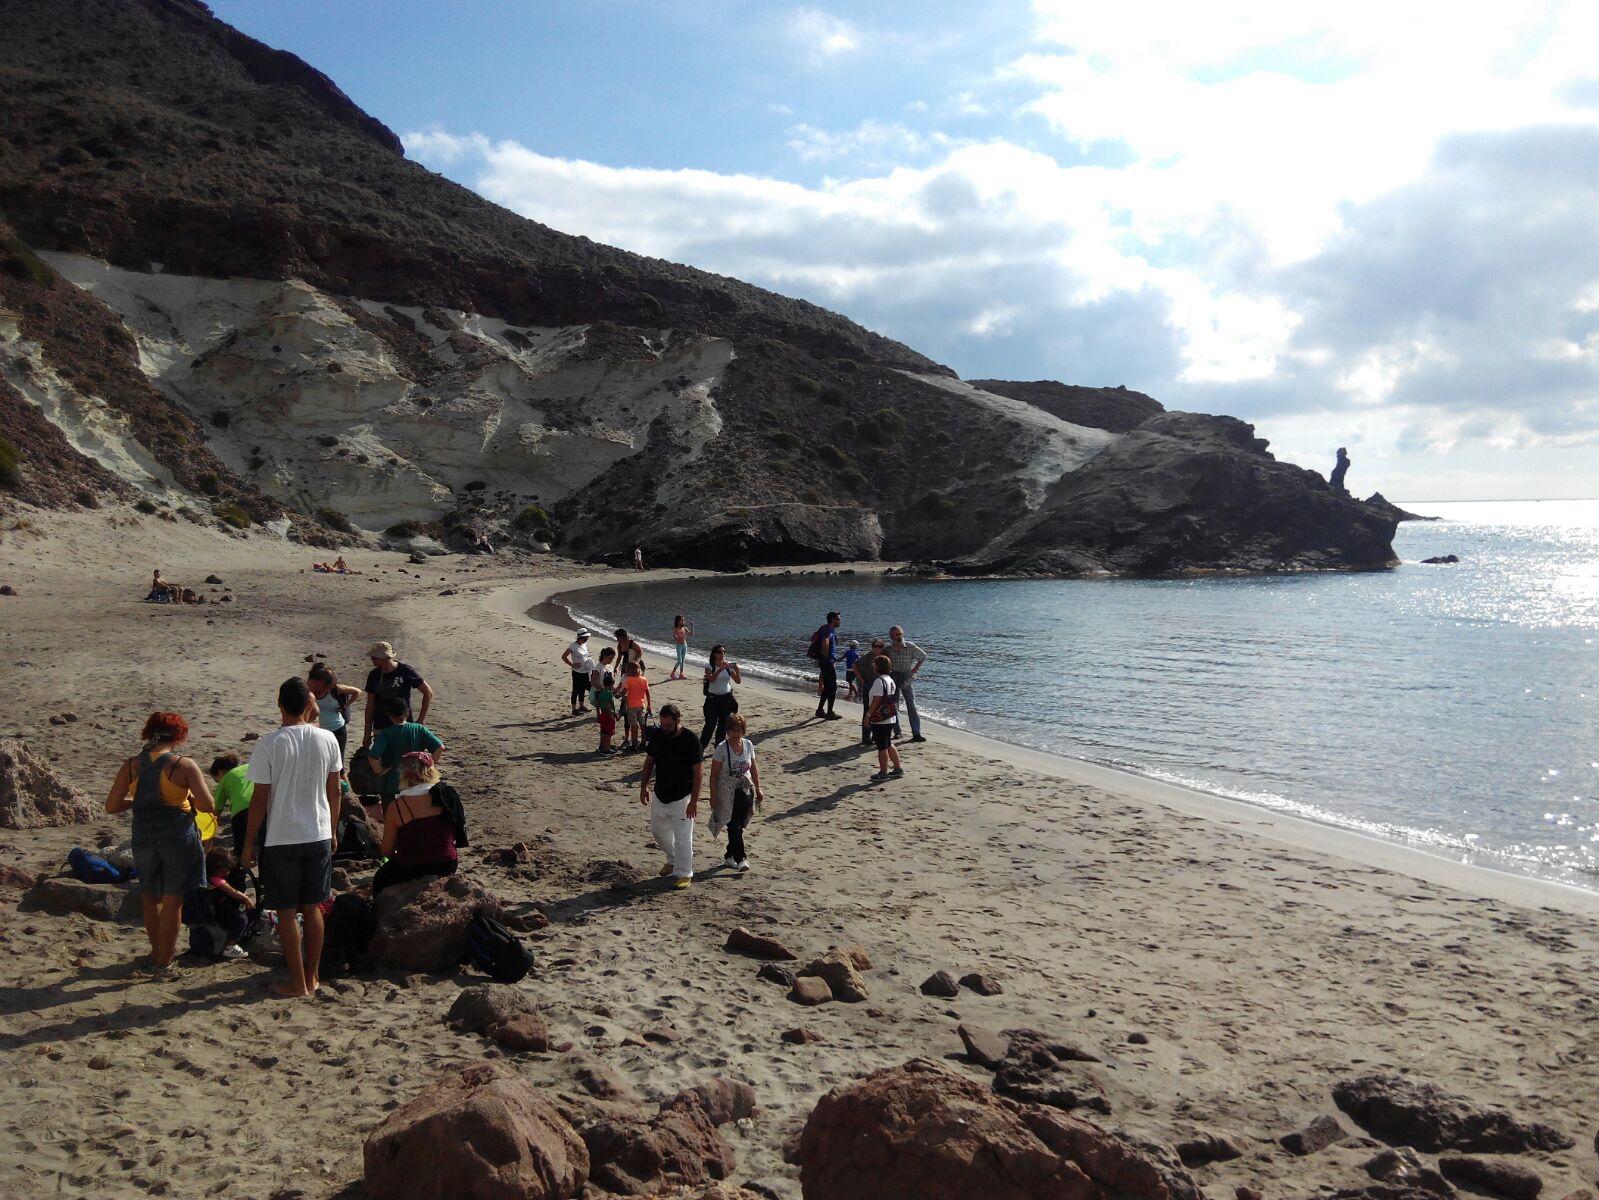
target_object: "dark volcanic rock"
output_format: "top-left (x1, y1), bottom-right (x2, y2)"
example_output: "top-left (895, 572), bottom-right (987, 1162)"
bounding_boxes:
top-left (369, 875), bottom-right (502, 973)
top-left (26, 877), bottom-right (137, 923)
top-left (993, 1030), bottom-right (1111, 1116)
top-left (1280, 1114), bottom-right (1346, 1155)
top-left (798, 1058), bottom-right (1202, 1200)
top-left (959, 972), bottom-right (1004, 996)
top-left (920, 970), bottom-right (960, 998)
top-left (582, 1092), bottom-right (735, 1195)
top-left (957, 1023), bottom-right (1010, 1070)
top-left (947, 412), bottom-right (1398, 577)
top-left (1439, 1156), bottom-right (1542, 1200)
top-left (1333, 1074), bottom-right (1573, 1154)
top-left (970, 379), bottom-right (1165, 434)
top-left (1175, 1132), bottom-right (1247, 1166)
top-left (1421, 555), bottom-right (1460, 564)
top-left (1365, 493), bottom-right (1438, 522)
top-left (756, 963), bottom-right (797, 988)
top-left (1364, 1148), bottom-right (1455, 1196)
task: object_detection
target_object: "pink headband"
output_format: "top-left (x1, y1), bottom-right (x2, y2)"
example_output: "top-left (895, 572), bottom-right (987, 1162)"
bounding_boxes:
top-left (401, 751), bottom-right (434, 768)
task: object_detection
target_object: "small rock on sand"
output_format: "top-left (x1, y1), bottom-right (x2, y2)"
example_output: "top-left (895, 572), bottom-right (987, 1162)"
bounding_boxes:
top-left (959, 972), bottom-right (1003, 996)
top-left (725, 927), bottom-right (797, 961)
top-left (757, 963), bottom-right (797, 988)
top-left (1279, 1114), bottom-right (1346, 1156)
top-left (789, 977), bottom-right (833, 1006)
top-left (1175, 1132), bottom-right (1247, 1166)
top-left (782, 1027), bottom-right (823, 1045)
top-left (1439, 1155), bottom-right (1543, 1200)
top-left (956, 1023), bottom-right (1010, 1071)
top-left (1333, 1073), bottom-right (1573, 1154)
top-left (920, 970), bottom-right (960, 998)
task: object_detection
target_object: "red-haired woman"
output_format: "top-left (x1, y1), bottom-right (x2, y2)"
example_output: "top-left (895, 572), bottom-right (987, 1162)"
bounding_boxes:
top-left (105, 711), bottom-right (217, 978)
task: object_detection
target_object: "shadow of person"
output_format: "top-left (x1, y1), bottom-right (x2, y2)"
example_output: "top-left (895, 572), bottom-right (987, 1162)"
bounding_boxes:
top-left (765, 781), bottom-right (872, 822)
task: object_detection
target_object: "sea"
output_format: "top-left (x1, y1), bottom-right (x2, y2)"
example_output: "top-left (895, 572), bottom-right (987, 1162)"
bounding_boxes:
top-left (553, 499), bottom-right (1599, 891)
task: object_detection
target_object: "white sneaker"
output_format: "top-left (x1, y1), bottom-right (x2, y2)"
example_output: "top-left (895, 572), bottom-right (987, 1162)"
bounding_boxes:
top-left (722, 856), bottom-right (739, 869)
top-left (221, 944), bottom-right (248, 960)
top-left (737, 860), bottom-right (750, 872)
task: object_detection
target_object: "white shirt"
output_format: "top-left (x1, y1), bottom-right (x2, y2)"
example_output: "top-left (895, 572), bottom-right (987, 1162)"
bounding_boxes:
top-left (713, 738), bottom-right (756, 803)
top-left (706, 664), bottom-right (735, 696)
top-left (869, 676), bottom-right (898, 724)
top-left (567, 640), bottom-right (595, 673)
top-left (247, 723), bottom-right (342, 847)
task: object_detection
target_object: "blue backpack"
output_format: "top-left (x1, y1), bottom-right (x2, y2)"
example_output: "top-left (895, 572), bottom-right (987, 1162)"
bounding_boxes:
top-left (67, 848), bottom-right (133, 884)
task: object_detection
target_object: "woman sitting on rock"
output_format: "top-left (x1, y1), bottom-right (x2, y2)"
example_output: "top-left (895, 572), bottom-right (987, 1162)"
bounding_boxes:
top-left (373, 751), bottom-right (462, 896)
top-left (103, 710), bottom-right (218, 978)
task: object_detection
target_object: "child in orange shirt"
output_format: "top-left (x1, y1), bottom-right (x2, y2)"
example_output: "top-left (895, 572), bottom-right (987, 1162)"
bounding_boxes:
top-left (620, 661), bottom-right (651, 751)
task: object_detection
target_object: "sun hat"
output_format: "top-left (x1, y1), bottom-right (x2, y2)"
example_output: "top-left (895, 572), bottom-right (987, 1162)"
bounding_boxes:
top-left (368, 641), bottom-right (395, 659)
top-left (576, 628), bottom-right (590, 639)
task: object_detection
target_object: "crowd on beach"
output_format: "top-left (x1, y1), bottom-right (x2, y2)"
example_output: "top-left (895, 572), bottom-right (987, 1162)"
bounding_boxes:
top-left (103, 580), bottom-right (931, 997)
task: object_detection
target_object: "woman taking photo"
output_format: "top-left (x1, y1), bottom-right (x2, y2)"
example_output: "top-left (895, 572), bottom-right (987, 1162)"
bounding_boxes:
top-left (708, 714), bottom-right (762, 871)
top-left (701, 644), bottom-right (741, 750)
top-left (104, 711), bottom-right (217, 978)
top-left (373, 751), bottom-right (461, 895)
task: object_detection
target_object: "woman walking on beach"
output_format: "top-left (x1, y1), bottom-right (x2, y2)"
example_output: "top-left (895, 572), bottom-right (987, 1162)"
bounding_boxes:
top-left (669, 615), bottom-right (694, 681)
top-left (701, 644), bottom-right (742, 749)
top-left (103, 711), bottom-right (218, 977)
top-left (708, 714), bottom-right (762, 871)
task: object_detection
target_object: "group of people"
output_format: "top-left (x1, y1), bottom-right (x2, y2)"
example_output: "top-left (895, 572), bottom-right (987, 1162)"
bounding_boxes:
top-left (311, 557), bottom-right (361, 575)
top-left (104, 600), bottom-right (934, 986)
top-left (104, 640), bottom-right (458, 995)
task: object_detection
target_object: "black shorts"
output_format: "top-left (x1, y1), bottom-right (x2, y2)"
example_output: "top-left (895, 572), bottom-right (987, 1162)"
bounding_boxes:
top-left (260, 839), bottom-right (332, 910)
top-left (871, 724), bottom-right (894, 750)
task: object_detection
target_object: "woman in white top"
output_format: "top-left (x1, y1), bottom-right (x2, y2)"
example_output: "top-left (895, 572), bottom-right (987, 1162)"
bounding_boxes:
top-left (562, 629), bottom-right (596, 715)
top-left (700, 644), bottom-right (742, 750)
top-left (867, 653), bottom-right (903, 782)
top-left (708, 714), bottom-right (762, 871)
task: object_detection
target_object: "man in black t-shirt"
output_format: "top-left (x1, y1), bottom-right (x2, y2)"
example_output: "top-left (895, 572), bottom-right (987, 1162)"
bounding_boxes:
top-left (639, 703), bottom-right (702, 888)
top-left (362, 640), bottom-right (433, 750)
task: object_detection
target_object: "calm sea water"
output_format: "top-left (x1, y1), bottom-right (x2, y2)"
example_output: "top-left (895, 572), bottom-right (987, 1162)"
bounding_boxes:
top-left (556, 499), bottom-right (1599, 889)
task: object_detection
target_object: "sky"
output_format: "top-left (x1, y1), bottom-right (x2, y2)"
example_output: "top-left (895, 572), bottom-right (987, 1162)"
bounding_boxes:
top-left (208, 0), bottom-right (1599, 501)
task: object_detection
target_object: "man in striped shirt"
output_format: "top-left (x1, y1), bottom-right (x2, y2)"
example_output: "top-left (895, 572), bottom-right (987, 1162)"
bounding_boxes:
top-left (886, 626), bottom-right (928, 743)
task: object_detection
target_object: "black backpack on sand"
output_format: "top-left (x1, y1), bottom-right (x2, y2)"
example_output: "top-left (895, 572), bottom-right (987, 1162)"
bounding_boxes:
top-left (465, 914), bottom-right (531, 983)
top-left (333, 814), bottom-right (381, 861)
top-left (321, 892), bottom-right (375, 973)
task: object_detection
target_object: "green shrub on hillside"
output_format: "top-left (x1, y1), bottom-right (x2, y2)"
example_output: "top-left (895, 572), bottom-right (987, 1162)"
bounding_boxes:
top-left (318, 508), bottom-right (355, 534)
top-left (0, 438), bottom-right (19, 489)
top-left (818, 444), bottom-right (853, 470)
top-left (216, 502), bottom-right (251, 529)
top-left (0, 238), bottom-right (54, 288)
top-left (916, 489), bottom-right (957, 516)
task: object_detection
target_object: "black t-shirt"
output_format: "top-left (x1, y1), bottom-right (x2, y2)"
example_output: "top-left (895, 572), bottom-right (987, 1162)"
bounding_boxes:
top-left (366, 662), bottom-right (425, 730)
top-left (645, 727), bottom-right (702, 802)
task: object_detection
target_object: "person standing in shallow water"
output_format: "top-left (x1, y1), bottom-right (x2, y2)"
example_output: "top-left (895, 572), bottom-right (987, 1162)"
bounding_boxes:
top-left (639, 703), bottom-right (702, 888)
top-left (104, 711), bottom-right (217, 978)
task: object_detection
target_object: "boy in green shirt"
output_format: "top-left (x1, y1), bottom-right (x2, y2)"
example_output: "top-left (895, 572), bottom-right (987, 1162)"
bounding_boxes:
top-left (364, 696), bottom-right (444, 804)
top-left (210, 753), bottom-right (257, 850)
top-left (595, 670), bottom-right (618, 755)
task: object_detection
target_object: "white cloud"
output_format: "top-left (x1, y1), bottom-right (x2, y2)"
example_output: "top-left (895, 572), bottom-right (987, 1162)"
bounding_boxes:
top-left (784, 8), bottom-right (860, 67)
top-left (786, 119), bottom-right (950, 164)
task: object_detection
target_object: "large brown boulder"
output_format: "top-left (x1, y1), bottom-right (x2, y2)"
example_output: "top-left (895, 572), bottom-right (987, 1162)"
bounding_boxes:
top-left (363, 1062), bottom-right (588, 1200)
top-left (370, 874), bottom-right (503, 972)
top-left (0, 739), bottom-right (95, 829)
top-left (797, 1058), bottom-right (1202, 1200)
top-left (1332, 1074), bottom-right (1573, 1154)
top-left (582, 1092), bottom-right (735, 1195)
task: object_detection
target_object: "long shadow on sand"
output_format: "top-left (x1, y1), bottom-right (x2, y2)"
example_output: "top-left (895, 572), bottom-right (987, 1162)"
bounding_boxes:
top-left (1, 971), bottom-right (280, 1048)
top-left (766, 780), bottom-right (874, 821)
top-left (539, 864), bottom-right (742, 925)
top-left (779, 740), bottom-right (873, 776)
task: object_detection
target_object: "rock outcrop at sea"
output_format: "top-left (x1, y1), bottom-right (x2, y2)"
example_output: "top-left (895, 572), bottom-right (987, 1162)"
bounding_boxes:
top-left (0, 0), bottom-right (1400, 575)
top-left (940, 413), bottom-right (1399, 577)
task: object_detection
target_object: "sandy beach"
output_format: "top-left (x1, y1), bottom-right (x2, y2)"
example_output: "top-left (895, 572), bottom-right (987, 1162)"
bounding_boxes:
top-left (1, 512), bottom-right (1596, 1200)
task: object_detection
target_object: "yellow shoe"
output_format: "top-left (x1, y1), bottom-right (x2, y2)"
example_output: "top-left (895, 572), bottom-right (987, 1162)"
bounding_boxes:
top-left (674, 876), bottom-right (692, 889)
top-left (659, 862), bottom-right (674, 877)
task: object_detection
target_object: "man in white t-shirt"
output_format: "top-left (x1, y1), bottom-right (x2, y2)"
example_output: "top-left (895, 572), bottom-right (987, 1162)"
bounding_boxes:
top-left (243, 676), bottom-right (343, 998)
top-left (561, 628), bottom-right (596, 716)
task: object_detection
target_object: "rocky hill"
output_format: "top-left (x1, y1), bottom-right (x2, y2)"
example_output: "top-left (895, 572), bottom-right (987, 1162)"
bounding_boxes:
top-left (0, 0), bottom-right (1398, 574)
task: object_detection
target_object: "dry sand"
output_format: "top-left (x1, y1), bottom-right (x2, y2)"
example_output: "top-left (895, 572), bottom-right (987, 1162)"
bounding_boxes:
top-left (1, 510), bottom-right (1596, 1200)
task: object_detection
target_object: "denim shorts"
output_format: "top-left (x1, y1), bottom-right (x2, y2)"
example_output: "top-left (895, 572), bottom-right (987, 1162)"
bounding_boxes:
top-left (260, 840), bottom-right (333, 910)
top-left (132, 826), bottom-right (205, 898)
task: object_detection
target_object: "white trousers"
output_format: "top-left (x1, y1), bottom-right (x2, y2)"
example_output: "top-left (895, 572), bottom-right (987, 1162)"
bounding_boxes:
top-left (649, 795), bottom-right (695, 879)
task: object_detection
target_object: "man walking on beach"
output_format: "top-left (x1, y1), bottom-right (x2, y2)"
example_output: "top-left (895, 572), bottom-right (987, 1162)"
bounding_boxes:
top-left (243, 677), bottom-right (342, 998)
top-left (886, 625), bottom-right (929, 743)
top-left (639, 703), bottom-right (702, 888)
top-left (809, 611), bottom-right (843, 720)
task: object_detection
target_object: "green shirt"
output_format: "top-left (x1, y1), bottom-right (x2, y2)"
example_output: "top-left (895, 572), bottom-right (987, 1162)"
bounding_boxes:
top-left (368, 722), bottom-right (443, 794)
top-left (215, 764), bottom-right (254, 816)
top-left (596, 688), bottom-right (617, 715)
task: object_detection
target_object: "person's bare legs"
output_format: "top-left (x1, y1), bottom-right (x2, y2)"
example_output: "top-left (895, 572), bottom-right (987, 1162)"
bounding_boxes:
top-left (140, 894), bottom-right (161, 963)
top-left (272, 909), bottom-right (312, 997)
top-left (887, 742), bottom-right (901, 772)
top-left (155, 897), bottom-right (185, 967)
top-left (300, 904), bottom-right (325, 992)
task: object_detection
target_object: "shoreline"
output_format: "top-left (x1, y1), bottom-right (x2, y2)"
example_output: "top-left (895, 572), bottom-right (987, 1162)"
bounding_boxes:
top-left (499, 569), bottom-right (1599, 917)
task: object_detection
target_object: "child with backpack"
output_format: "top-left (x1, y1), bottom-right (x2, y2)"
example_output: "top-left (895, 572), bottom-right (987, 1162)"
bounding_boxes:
top-left (595, 671), bottom-right (619, 755)
top-left (203, 845), bottom-right (254, 959)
